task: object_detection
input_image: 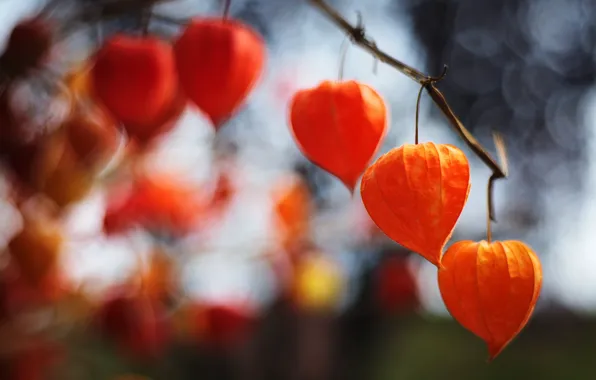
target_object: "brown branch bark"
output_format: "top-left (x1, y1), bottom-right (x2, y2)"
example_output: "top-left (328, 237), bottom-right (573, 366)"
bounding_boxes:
top-left (308, 0), bottom-right (509, 221)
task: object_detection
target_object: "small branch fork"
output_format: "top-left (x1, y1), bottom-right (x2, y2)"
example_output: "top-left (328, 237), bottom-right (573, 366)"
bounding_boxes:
top-left (308, 0), bottom-right (508, 222)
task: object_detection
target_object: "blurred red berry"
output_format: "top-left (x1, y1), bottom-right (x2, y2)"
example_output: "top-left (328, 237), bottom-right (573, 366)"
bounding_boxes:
top-left (192, 303), bottom-right (255, 349)
top-left (96, 290), bottom-right (170, 359)
top-left (376, 255), bottom-right (420, 314)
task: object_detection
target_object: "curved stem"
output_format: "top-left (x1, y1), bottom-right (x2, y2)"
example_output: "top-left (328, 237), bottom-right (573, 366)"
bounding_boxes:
top-left (338, 36), bottom-right (350, 81)
top-left (486, 132), bottom-right (508, 242)
top-left (486, 174), bottom-right (496, 243)
top-left (414, 84), bottom-right (424, 144)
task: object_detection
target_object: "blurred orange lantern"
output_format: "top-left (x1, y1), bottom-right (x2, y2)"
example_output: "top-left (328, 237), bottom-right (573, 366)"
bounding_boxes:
top-left (438, 240), bottom-right (542, 360)
top-left (376, 255), bottom-right (420, 314)
top-left (63, 63), bottom-right (93, 100)
top-left (63, 108), bottom-right (119, 171)
top-left (96, 289), bottom-right (170, 359)
top-left (360, 142), bottom-right (471, 267)
top-left (289, 80), bottom-right (388, 191)
top-left (124, 86), bottom-right (187, 147)
top-left (90, 35), bottom-right (180, 143)
top-left (8, 339), bottom-right (63, 380)
top-left (0, 17), bottom-right (53, 79)
top-left (103, 172), bottom-right (208, 236)
top-left (0, 265), bottom-right (63, 320)
top-left (174, 18), bottom-right (265, 127)
top-left (205, 170), bottom-right (235, 217)
top-left (29, 131), bottom-right (95, 208)
top-left (191, 302), bottom-right (255, 349)
top-left (0, 80), bottom-right (116, 207)
top-left (0, 128), bottom-right (99, 208)
top-left (8, 209), bottom-right (63, 287)
top-left (271, 175), bottom-right (312, 252)
top-left (138, 250), bottom-right (176, 303)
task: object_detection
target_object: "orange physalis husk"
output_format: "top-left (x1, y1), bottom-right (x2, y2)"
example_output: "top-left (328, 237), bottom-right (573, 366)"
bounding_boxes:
top-left (123, 85), bottom-right (187, 147)
top-left (438, 240), bottom-right (542, 361)
top-left (271, 174), bottom-right (313, 252)
top-left (90, 34), bottom-right (179, 143)
top-left (174, 18), bottom-right (265, 128)
top-left (103, 173), bottom-right (208, 236)
top-left (139, 250), bottom-right (176, 303)
top-left (360, 142), bottom-right (471, 267)
top-left (63, 107), bottom-right (120, 171)
top-left (289, 80), bottom-right (388, 192)
top-left (29, 130), bottom-right (96, 208)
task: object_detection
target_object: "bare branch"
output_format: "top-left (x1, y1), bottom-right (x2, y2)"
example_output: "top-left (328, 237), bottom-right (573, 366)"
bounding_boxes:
top-left (308, 0), bottom-right (509, 220)
top-left (308, 0), bottom-right (427, 83)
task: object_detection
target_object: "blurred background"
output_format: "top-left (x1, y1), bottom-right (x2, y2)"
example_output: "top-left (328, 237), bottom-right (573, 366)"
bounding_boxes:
top-left (0, 0), bottom-right (595, 379)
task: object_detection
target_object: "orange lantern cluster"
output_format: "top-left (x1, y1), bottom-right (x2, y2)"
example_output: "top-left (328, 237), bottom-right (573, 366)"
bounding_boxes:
top-left (0, 0), bottom-right (547, 369)
top-left (358, 129), bottom-right (540, 360)
top-left (287, 74), bottom-right (542, 359)
top-left (89, 16), bottom-right (266, 145)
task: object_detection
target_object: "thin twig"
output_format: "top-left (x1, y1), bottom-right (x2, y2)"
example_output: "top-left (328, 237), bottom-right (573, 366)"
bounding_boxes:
top-left (308, 0), bottom-right (508, 220)
top-left (337, 36), bottom-right (350, 81)
top-left (309, 0), bottom-right (427, 83)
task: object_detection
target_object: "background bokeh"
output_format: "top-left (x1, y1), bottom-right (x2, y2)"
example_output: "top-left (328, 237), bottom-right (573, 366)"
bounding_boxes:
top-left (1, 0), bottom-right (595, 379)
